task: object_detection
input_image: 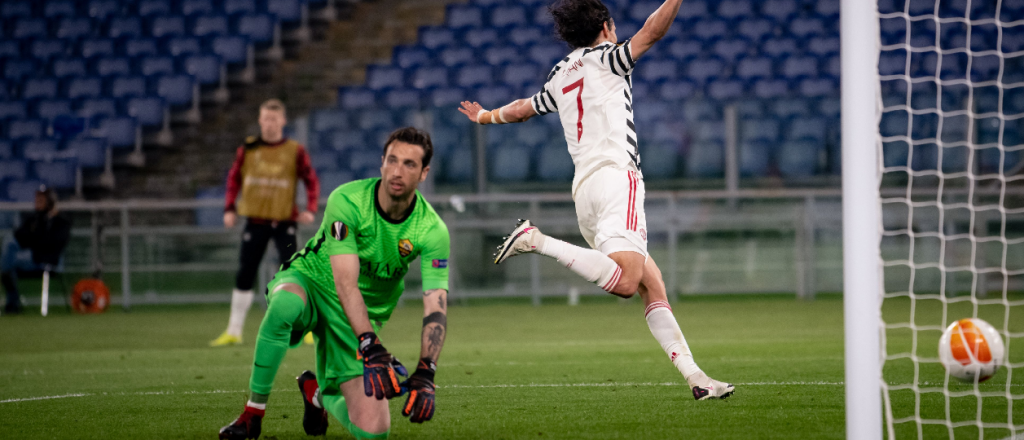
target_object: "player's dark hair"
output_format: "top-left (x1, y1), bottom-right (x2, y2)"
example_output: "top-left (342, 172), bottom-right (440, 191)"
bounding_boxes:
top-left (383, 127), bottom-right (434, 168)
top-left (549, 0), bottom-right (613, 49)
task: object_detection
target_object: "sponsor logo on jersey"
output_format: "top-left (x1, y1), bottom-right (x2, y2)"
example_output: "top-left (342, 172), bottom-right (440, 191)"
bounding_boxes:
top-left (398, 239), bottom-right (413, 257)
top-left (359, 260), bottom-right (408, 282)
top-left (332, 221), bottom-right (348, 240)
top-left (431, 259), bottom-right (448, 268)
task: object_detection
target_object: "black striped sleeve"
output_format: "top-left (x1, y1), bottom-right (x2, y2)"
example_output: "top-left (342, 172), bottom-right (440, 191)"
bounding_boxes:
top-left (601, 39), bottom-right (636, 77)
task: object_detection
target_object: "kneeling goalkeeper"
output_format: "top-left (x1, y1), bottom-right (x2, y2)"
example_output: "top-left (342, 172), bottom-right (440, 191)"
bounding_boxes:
top-left (219, 127), bottom-right (450, 440)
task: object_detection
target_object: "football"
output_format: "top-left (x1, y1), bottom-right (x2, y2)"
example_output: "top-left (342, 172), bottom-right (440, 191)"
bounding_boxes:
top-left (939, 318), bottom-right (1006, 383)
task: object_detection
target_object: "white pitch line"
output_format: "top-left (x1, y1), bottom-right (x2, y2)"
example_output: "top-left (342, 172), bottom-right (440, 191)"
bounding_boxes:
top-left (0, 389), bottom-right (244, 404)
top-left (0, 393), bottom-right (92, 403)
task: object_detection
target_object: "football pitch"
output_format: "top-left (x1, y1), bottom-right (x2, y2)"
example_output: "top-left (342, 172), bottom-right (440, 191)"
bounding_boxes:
top-left (1, 295), bottom-right (1020, 439)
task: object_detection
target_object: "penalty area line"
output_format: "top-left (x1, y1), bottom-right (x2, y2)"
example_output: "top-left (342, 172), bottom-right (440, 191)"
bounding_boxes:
top-left (0, 389), bottom-right (244, 404)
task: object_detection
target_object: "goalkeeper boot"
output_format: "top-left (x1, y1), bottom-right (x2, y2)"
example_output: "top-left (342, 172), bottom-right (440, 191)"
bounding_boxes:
top-left (210, 332), bottom-right (242, 347)
top-left (296, 370), bottom-right (328, 436)
top-left (494, 219), bottom-right (542, 264)
top-left (689, 372), bottom-right (735, 401)
top-left (219, 406), bottom-right (263, 440)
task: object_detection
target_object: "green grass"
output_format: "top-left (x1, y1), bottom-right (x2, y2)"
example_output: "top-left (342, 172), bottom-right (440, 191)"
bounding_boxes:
top-left (0, 295), bottom-right (1020, 439)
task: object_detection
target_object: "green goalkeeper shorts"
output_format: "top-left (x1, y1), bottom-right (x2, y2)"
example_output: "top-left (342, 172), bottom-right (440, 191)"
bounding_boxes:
top-left (266, 268), bottom-right (386, 393)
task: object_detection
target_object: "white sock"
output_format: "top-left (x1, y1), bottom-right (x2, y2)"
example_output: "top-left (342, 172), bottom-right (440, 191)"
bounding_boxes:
top-left (645, 301), bottom-right (703, 384)
top-left (246, 401), bottom-right (266, 410)
top-left (227, 288), bottom-right (254, 338)
top-left (538, 235), bottom-right (621, 291)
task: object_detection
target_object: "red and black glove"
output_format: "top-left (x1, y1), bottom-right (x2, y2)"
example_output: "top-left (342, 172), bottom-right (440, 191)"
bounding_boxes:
top-left (400, 358), bottom-right (436, 423)
top-left (358, 332), bottom-right (406, 400)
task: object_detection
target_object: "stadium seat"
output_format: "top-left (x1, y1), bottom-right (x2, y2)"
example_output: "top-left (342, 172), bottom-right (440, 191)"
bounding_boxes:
top-left (80, 39), bottom-right (116, 59)
top-left (483, 45), bottom-right (519, 66)
top-left (318, 171), bottom-right (354, 198)
top-left (0, 140), bottom-right (12, 159)
top-left (44, 0), bottom-right (77, 18)
top-left (150, 15), bottom-right (187, 38)
top-left (446, 5), bottom-right (483, 29)
top-left (266, 0), bottom-right (304, 23)
top-left (56, 18), bottom-right (94, 40)
top-left (12, 18), bottom-right (48, 40)
top-left (393, 46), bottom-right (432, 69)
top-left (309, 150), bottom-right (339, 172)
top-left (789, 17), bottom-right (826, 39)
top-left (638, 59), bottom-right (678, 82)
top-left (460, 28), bottom-right (499, 48)
top-left (490, 5), bottom-right (528, 28)
top-left (772, 99), bottom-right (811, 118)
top-left (739, 139), bottom-right (772, 177)
top-left (22, 78), bottom-right (59, 100)
top-left (0, 40), bottom-right (21, 59)
top-left (0, 102), bottom-right (28, 120)
top-left (0, 1), bottom-right (32, 19)
top-left (52, 59), bottom-right (87, 79)
top-left (66, 77), bottom-right (103, 100)
top-left (742, 119), bottom-right (781, 143)
top-left (21, 138), bottom-right (60, 160)
top-left (181, 0), bottom-right (215, 16)
top-left (808, 37), bottom-right (840, 57)
top-left (223, 0), bottom-right (257, 16)
top-left (761, 0), bottom-right (797, 21)
top-left (78, 98), bottom-right (118, 120)
top-left (490, 145), bottom-right (532, 181)
top-left (738, 18), bottom-right (775, 42)
top-left (6, 179), bottom-right (44, 202)
top-left (716, 0), bottom-right (752, 19)
top-left (211, 35), bottom-right (250, 65)
top-left (0, 81), bottom-right (11, 101)
top-left (438, 47), bottom-right (474, 67)
top-left (420, 28), bottom-right (456, 50)
top-left (310, 109), bottom-right (349, 133)
top-left (708, 80), bottom-right (746, 100)
top-left (799, 78), bottom-right (837, 98)
top-left (95, 57), bottom-right (132, 78)
top-left (139, 0), bottom-right (172, 17)
top-left (95, 116), bottom-right (139, 149)
top-left (527, 43), bottom-right (564, 66)
top-left (686, 57), bottom-right (725, 84)
top-left (124, 39), bottom-right (159, 58)
top-left (509, 26), bottom-right (545, 47)
top-left (536, 142), bottom-right (574, 182)
top-left (65, 137), bottom-right (108, 169)
top-left (88, 0), bottom-right (120, 19)
top-left (33, 159), bottom-right (78, 190)
top-left (3, 59), bottom-right (36, 81)
top-left (140, 56), bottom-right (175, 77)
top-left (35, 99), bottom-right (74, 120)
top-left (657, 80), bottom-right (696, 101)
top-left (778, 141), bottom-right (821, 178)
top-left (736, 56), bottom-right (773, 80)
top-left (193, 15), bottom-right (230, 37)
top-left (0, 160), bottom-right (28, 181)
top-left (183, 54), bottom-right (222, 85)
top-left (500, 63), bottom-right (541, 88)
top-left (237, 13), bottom-right (277, 44)
top-left (760, 38), bottom-right (799, 58)
top-left (108, 17), bottom-right (144, 39)
top-left (7, 119), bottom-right (45, 139)
top-left (692, 19), bottom-right (728, 42)
top-left (686, 138), bottom-right (724, 178)
top-left (782, 55), bottom-right (818, 80)
top-left (155, 75), bottom-right (196, 107)
top-left (125, 96), bottom-right (167, 127)
top-left (410, 66), bottom-right (449, 90)
top-left (338, 88), bottom-right (375, 109)
top-left (787, 118), bottom-right (828, 143)
top-left (456, 65), bottom-right (493, 88)
top-left (382, 88), bottom-right (421, 108)
top-left (29, 40), bottom-right (67, 61)
top-left (109, 76), bottom-right (147, 99)
top-left (167, 37), bottom-right (203, 57)
top-left (366, 66), bottom-right (405, 90)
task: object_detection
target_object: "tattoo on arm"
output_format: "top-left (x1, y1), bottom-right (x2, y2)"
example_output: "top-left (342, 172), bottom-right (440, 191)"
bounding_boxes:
top-left (422, 311), bottom-right (447, 361)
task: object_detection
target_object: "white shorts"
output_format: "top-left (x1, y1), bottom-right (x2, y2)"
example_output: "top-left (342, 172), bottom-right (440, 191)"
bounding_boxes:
top-left (574, 166), bottom-right (648, 257)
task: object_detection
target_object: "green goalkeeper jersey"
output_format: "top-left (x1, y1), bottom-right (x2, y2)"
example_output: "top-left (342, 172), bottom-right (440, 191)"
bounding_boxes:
top-left (280, 178), bottom-right (450, 321)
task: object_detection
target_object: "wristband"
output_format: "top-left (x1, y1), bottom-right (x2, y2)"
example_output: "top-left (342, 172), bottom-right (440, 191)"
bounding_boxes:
top-left (497, 106), bottom-right (510, 124)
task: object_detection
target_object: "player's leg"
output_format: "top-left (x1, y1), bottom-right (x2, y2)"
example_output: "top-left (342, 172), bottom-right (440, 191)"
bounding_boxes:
top-left (220, 279), bottom-right (313, 440)
top-left (271, 222), bottom-right (313, 345)
top-left (1, 237), bottom-right (26, 313)
top-left (315, 377), bottom-right (391, 439)
top-left (212, 221), bottom-right (272, 346)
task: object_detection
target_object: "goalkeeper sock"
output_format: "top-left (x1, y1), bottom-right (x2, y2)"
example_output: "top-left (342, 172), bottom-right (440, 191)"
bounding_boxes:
top-left (248, 290), bottom-right (305, 397)
top-left (323, 394), bottom-right (390, 439)
top-left (538, 235), bottom-right (622, 292)
top-left (645, 302), bottom-right (703, 383)
top-left (227, 288), bottom-right (254, 338)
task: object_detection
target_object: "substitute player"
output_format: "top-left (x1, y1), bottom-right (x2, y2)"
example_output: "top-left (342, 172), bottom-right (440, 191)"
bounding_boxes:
top-left (458, 0), bottom-right (733, 400)
top-left (219, 127), bottom-right (450, 440)
top-left (211, 99), bottom-right (320, 347)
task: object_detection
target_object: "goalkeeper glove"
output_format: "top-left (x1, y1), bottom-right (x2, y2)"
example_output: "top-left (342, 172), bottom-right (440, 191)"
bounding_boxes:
top-left (400, 358), bottom-right (437, 423)
top-left (358, 332), bottom-right (406, 400)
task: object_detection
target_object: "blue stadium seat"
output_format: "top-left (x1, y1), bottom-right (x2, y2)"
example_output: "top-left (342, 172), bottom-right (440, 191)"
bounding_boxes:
top-left (310, 109), bottom-right (348, 133)
top-left (95, 116), bottom-right (139, 149)
top-left (530, 3), bottom-right (554, 25)
top-left (193, 15), bottom-right (230, 37)
top-left (483, 45), bottom-right (519, 66)
top-left (820, 97), bottom-right (842, 118)
top-left (808, 37), bottom-right (840, 57)
top-left (778, 141), bottom-right (821, 178)
top-left (139, 0), bottom-right (173, 17)
top-left (6, 179), bottom-right (44, 202)
top-left (154, 75), bottom-right (196, 108)
top-left (110, 75), bottom-right (147, 99)
top-left (686, 139), bottom-right (724, 178)
top-left (791, 17), bottom-right (827, 39)
top-left (460, 28), bottom-right (499, 48)
top-left (88, 0), bottom-right (120, 19)
top-left (318, 171), bottom-right (354, 197)
top-left (500, 63), bottom-right (541, 88)
top-left (33, 159), bottom-right (78, 190)
top-left (125, 96), bottom-right (166, 127)
top-left (761, 38), bottom-right (798, 58)
top-left (393, 46), bottom-right (431, 69)
top-left (410, 66), bottom-right (448, 90)
top-left (78, 98), bottom-right (118, 119)
top-left (66, 76), bottom-right (103, 100)
top-left (439, 47), bottom-right (474, 67)
top-left (0, 160), bottom-right (28, 181)
top-left (0, 102), bottom-right (27, 120)
top-left (675, 0), bottom-right (707, 21)
top-left (708, 79), bottom-right (746, 100)
top-left (738, 18), bottom-right (775, 42)
top-left (183, 54), bottom-right (222, 85)
top-left (22, 78), bottom-right (59, 100)
top-left (95, 57), bottom-right (132, 77)
top-left (536, 142), bottom-right (574, 182)
top-left (382, 88), bottom-right (421, 108)
top-left (21, 138), bottom-right (60, 160)
top-left (761, 0), bottom-right (797, 21)
top-left (0, 40), bottom-right (21, 59)
top-left (366, 66), bottom-right (404, 90)
top-left (455, 65), bottom-right (492, 88)
top-left (80, 39), bottom-right (116, 59)
top-left (781, 55), bottom-right (818, 79)
top-left (236, 13), bottom-right (276, 44)
top-left (124, 39), bottom-right (159, 58)
top-left (446, 5), bottom-right (483, 29)
top-left (420, 28), bottom-right (456, 50)
top-left (12, 18), bottom-right (48, 40)
top-left (638, 59), bottom-right (677, 82)
top-left (0, 1), bottom-right (32, 19)
top-left (787, 118), bottom-right (827, 143)
top-left (717, 0), bottom-right (752, 19)
top-left (772, 98), bottom-right (811, 118)
top-left (35, 99), bottom-right (73, 120)
top-left (742, 118), bottom-right (781, 143)
top-left (656, 79), bottom-right (695, 101)
top-left (0, 80), bottom-right (10, 101)
top-left (309, 150), bottom-right (339, 172)
top-left (181, 0), bottom-right (215, 16)
top-left (7, 119), bottom-right (44, 139)
top-left (475, 84), bottom-right (512, 107)
top-left (150, 15), bottom-right (187, 38)
top-left (971, 55), bottom-right (1001, 83)
top-left (739, 139), bottom-right (772, 177)
top-left (321, 129), bottom-right (364, 152)
top-left (266, 0), bottom-right (303, 23)
top-left (211, 35), bottom-right (250, 65)
top-left (140, 56), bottom-right (175, 77)
top-left (338, 87), bottom-right (375, 109)
top-left (2, 59), bottom-right (36, 80)
top-left (798, 78), bottom-right (837, 98)
top-left (52, 59), bottom-right (86, 79)
top-left (356, 108), bottom-right (396, 131)
top-left (641, 142), bottom-right (680, 180)
top-left (686, 57), bottom-right (725, 84)
top-left (509, 26), bottom-right (545, 47)
top-left (736, 56), bottom-right (773, 80)
top-left (692, 19), bottom-right (728, 42)
top-left (628, 2), bottom-right (662, 23)
top-left (224, 0), bottom-right (257, 16)
top-left (662, 40), bottom-right (701, 61)
top-left (491, 145), bottom-right (532, 181)
top-left (0, 140), bottom-right (12, 159)
top-left (108, 17), bottom-right (144, 39)
top-left (56, 17), bottom-right (93, 40)
top-left (30, 40), bottom-right (67, 61)
top-left (490, 5), bottom-right (528, 28)
top-left (44, 0), bottom-right (77, 18)
top-left (65, 137), bottom-right (108, 169)
top-left (167, 37), bottom-right (202, 57)
top-left (527, 43), bottom-right (563, 66)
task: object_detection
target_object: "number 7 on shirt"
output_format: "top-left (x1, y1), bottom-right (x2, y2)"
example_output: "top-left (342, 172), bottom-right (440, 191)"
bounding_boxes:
top-left (562, 78), bottom-right (584, 142)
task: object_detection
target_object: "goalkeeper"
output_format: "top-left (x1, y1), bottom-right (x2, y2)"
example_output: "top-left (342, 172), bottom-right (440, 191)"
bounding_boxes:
top-left (219, 127), bottom-right (450, 440)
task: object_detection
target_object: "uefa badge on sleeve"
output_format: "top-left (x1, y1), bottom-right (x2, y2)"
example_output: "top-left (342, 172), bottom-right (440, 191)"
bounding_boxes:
top-left (399, 239), bottom-right (413, 257)
top-left (332, 221), bottom-right (348, 240)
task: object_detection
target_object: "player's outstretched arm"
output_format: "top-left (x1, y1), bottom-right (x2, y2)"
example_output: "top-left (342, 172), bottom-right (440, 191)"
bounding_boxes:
top-left (330, 254), bottom-right (406, 400)
top-left (458, 99), bottom-right (538, 125)
top-left (630, 0), bottom-right (684, 60)
top-left (399, 288), bottom-right (447, 423)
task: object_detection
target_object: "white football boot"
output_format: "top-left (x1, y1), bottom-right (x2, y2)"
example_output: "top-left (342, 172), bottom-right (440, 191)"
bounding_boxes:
top-left (493, 219), bottom-right (542, 264)
top-left (688, 372), bottom-right (735, 400)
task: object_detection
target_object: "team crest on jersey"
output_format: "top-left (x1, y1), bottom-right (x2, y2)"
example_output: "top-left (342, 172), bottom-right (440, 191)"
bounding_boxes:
top-left (398, 239), bottom-right (413, 257)
top-left (332, 222), bottom-right (348, 240)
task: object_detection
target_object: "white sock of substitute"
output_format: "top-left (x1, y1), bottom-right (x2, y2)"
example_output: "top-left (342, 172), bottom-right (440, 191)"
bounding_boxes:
top-left (645, 301), bottom-right (703, 383)
top-left (538, 235), bottom-right (622, 291)
top-left (227, 288), bottom-right (254, 338)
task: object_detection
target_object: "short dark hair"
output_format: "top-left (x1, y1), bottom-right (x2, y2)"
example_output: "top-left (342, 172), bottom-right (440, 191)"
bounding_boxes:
top-left (383, 127), bottom-right (433, 168)
top-left (549, 0), bottom-right (612, 49)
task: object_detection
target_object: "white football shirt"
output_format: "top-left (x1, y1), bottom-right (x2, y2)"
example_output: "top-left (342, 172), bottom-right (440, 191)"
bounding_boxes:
top-left (531, 38), bottom-right (640, 197)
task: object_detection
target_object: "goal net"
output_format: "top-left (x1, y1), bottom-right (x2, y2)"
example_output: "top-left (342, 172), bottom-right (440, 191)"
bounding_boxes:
top-left (874, 0), bottom-right (1024, 438)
